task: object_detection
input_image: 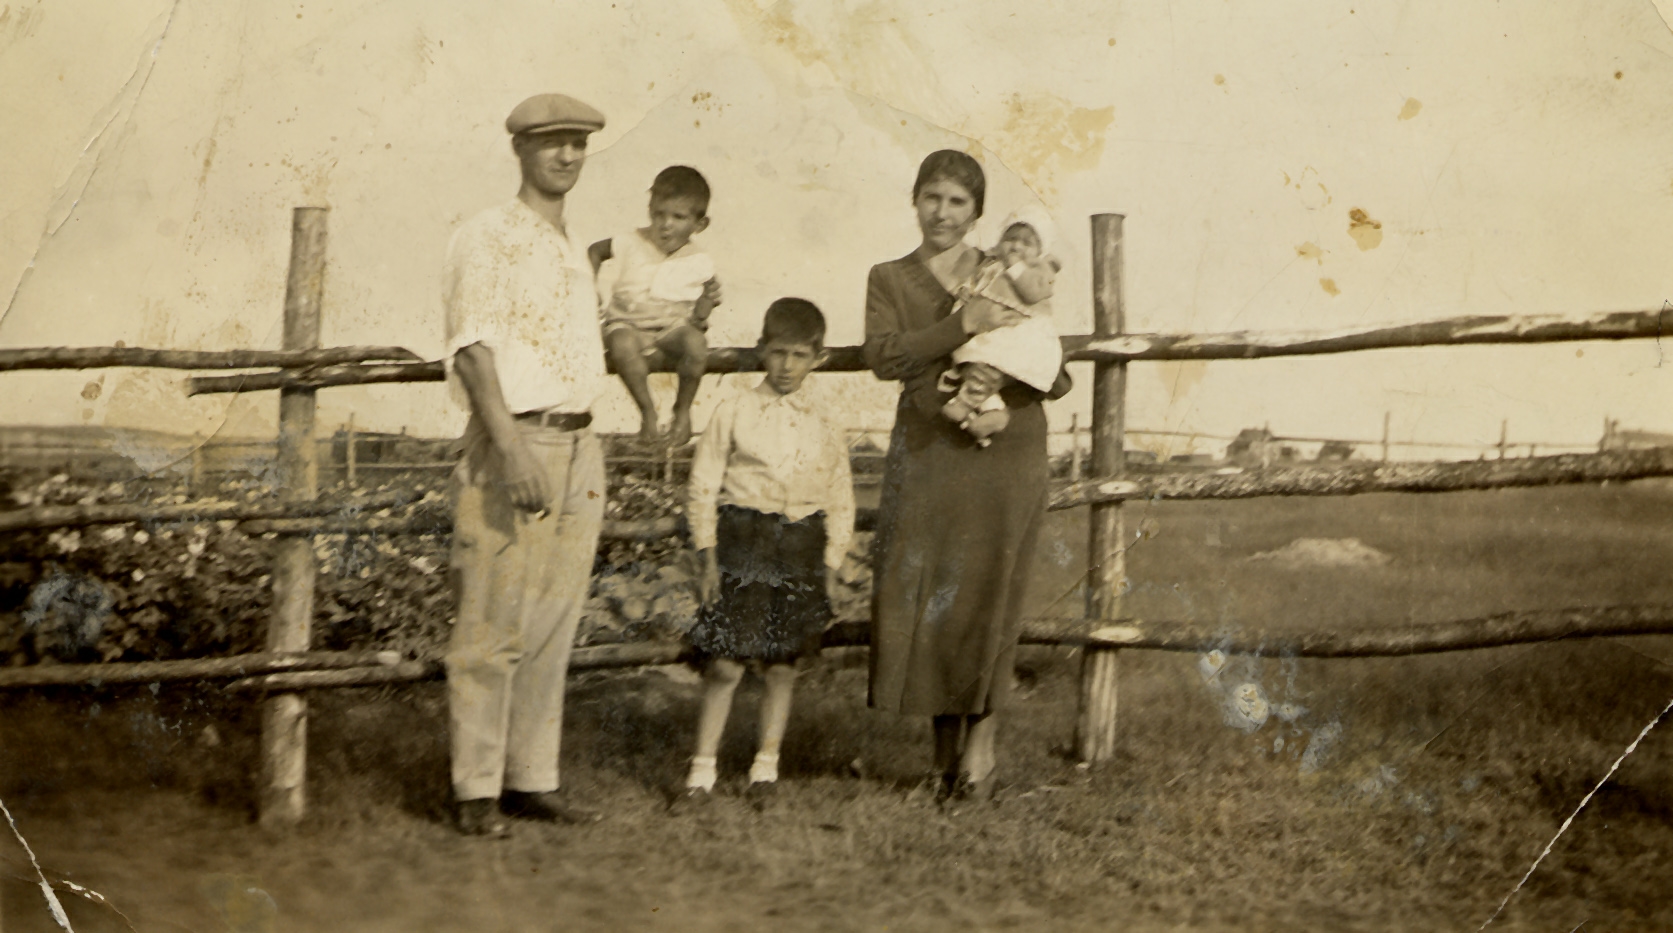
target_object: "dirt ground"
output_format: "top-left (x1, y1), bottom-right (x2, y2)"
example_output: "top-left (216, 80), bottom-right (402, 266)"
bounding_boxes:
top-left (4, 485), bottom-right (1673, 931)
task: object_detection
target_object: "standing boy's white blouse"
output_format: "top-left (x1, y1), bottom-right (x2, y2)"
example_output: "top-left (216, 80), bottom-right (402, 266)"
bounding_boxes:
top-left (687, 380), bottom-right (856, 569)
top-left (442, 199), bottom-right (608, 415)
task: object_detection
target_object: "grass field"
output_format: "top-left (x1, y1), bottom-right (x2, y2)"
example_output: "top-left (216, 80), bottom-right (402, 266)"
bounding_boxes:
top-left (3, 484), bottom-right (1673, 931)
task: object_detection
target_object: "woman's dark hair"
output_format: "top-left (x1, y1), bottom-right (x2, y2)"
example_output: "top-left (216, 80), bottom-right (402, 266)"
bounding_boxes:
top-left (759, 297), bottom-right (826, 350)
top-left (911, 149), bottom-right (985, 217)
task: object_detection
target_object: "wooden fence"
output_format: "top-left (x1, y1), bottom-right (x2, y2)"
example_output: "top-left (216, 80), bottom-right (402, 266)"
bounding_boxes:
top-left (5, 207), bottom-right (1673, 826)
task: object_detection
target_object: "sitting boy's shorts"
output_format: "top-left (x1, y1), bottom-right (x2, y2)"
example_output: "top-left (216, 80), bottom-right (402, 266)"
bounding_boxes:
top-left (602, 319), bottom-right (680, 352)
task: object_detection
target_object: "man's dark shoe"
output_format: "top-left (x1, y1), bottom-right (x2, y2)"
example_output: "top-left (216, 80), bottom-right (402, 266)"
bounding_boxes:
top-left (455, 797), bottom-right (511, 838)
top-left (500, 790), bottom-right (602, 825)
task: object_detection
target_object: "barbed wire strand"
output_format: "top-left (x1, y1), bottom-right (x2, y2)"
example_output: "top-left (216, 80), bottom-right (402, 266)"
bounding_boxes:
top-left (0, 793), bottom-right (75, 930)
top-left (1479, 691), bottom-right (1673, 930)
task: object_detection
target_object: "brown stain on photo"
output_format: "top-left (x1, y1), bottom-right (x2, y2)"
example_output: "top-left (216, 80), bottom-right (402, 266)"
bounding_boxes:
top-left (1320, 277), bottom-right (1340, 296)
top-left (1162, 360), bottom-right (1210, 400)
top-left (984, 92), bottom-right (1114, 197)
top-left (1295, 242), bottom-right (1325, 264)
top-left (1398, 98), bottom-right (1422, 120)
top-left (1348, 208), bottom-right (1383, 251)
top-left (1287, 167), bottom-right (1332, 210)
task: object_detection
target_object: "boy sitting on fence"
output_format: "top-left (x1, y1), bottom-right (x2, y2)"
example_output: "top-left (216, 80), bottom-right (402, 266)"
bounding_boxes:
top-left (589, 166), bottom-right (722, 448)
top-left (939, 205), bottom-right (1064, 447)
top-left (677, 298), bottom-right (854, 807)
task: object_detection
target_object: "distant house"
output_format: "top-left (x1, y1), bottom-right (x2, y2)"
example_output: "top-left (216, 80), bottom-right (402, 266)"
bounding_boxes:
top-left (1166, 453), bottom-right (1218, 469)
top-left (1225, 427), bottom-right (1298, 468)
top-left (1600, 420), bottom-right (1673, 451)
top-left (1316, 440), bottom-right (1355, 463)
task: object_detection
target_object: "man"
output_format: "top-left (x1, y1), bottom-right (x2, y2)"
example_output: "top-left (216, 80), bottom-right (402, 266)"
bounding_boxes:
top-left (441, 93), bottom-right (609, 836)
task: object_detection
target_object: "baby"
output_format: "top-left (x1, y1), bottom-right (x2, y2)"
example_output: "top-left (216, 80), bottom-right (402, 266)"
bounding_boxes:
top-left (589, 165), bottom-right (721, 447)
top-left (940, 205), bottom-right (1064, 446)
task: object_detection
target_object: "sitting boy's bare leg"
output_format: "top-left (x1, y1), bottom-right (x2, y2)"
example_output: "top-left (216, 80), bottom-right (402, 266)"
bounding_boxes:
top-left (656, 324), bottom-right (709, 447)
top-left (606, 328), bottom-right (661, 442)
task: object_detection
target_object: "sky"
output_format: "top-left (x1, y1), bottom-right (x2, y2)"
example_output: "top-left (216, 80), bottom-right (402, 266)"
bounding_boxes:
top-left (3, 0), bottom-right (1673, 461)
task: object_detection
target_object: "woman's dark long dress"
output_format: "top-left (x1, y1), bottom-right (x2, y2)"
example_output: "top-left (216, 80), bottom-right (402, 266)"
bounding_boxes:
top-left (863, 251), bottom-right (1062, 715)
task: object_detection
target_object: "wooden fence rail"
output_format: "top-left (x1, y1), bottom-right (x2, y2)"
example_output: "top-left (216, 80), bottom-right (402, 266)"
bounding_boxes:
top-left (0, 493), bottom-right (416, 535)
top-left (0, 650), bottom-right (400, 689)
top-left (0, 346), bottom-right (419, 371)
top-left (163, 307), bottom-right (1673, 394)
top-left (6, 604), bottom-right (1661, 694)
top-left (1048, 446), bottom-right (1673, 509)
top-left (1061, 308), bottom-right (1673, 362)
top-left (13, 446), bottom-right (1673, 537)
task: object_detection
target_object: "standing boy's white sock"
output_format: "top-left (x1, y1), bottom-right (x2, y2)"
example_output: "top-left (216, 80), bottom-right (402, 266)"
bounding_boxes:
top-left (748, 751), bottom-right (779, 785)
top-left (686, 755), bottom-right (718, 791)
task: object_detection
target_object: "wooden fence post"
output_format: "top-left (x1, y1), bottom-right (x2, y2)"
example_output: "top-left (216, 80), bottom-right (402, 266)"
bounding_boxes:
top-left (190, 444), bottom-right (206, 494)
top-left (1076, 214), bottom-right (1125, 764)
top-left (1381, 412), bottom-right (1391, 462)
top-left (260, 207), bottom-right (328, 828)
top-left (1070, 412), bottom-right (1083, 480)
top-left (345, 413), bottom-right (357, 489)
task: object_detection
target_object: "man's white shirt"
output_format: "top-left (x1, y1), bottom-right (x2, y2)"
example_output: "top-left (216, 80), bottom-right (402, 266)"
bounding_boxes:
top-left (443, 198), bottom-right (608, 415)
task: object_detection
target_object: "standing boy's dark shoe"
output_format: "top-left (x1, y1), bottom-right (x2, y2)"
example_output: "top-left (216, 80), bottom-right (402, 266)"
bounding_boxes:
top-left (500, 790), bottom-right (602, 825)
top-left (666, 786), bottom-right (712, 816)
top-left (455, 798), bottom-right (511, 838)
top-left (744, 780), bottom-right (777, 811)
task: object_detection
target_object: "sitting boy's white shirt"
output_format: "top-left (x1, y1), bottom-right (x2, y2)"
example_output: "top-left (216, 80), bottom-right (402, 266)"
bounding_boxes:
top-left (649, 251), bottom-right (713, 302)
top-left (598, 229), bottom-right (715, 332)
top-left (951, 312), bottom-right (1062, 394)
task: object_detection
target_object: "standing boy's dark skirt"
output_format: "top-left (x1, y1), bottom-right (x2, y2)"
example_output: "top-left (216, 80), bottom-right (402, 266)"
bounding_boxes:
top-left (688, 504), bottom-right (832, 664)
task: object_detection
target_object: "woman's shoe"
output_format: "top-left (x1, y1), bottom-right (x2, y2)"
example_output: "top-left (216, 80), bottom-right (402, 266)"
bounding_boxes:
top-left (933, 771), bottom-right (959, 805)
top-left (916, 770), bottom-right (957, 804)
top-left (949, 770), bottom-right (997, 805)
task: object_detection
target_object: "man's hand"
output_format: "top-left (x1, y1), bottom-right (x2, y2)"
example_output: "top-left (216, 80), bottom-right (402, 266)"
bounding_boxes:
top-left (499, 439), bottom-right (552, 514)
top-left (960, 295), bottom-right (1027, 335)
top-left (702, 276), bottom-right (723, 309)
top-left (698, 548), bottom-right (721, 608)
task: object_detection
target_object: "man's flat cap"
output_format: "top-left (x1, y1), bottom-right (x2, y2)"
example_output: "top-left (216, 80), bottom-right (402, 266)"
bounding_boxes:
top-left (506, 94), bottom-right (605, 136)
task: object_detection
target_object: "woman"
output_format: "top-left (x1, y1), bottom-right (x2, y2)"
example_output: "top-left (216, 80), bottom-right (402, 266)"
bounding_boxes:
top-left (863, 150), bottom-right (1070, 802)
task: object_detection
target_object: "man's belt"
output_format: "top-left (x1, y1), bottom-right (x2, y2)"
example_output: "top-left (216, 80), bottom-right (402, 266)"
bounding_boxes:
top-left (512, 410), bottom-right (592, 431)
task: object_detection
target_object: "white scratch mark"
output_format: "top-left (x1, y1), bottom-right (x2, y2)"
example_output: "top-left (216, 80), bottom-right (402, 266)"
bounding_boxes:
top-left (1479, 692), bottom-right (1673, 931)
top-left (0, 0), bottom-right (183, 328)
top-left (0, 793), bottom-right (75, 931)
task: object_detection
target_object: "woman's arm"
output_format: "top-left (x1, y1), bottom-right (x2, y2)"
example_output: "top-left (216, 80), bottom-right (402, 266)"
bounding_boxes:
top-left (861, 265), bottom-right (970, 381)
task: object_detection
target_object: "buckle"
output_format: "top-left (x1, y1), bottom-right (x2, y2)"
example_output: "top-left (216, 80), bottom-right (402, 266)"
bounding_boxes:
top-left (515, 410), bottom-right (592, 431)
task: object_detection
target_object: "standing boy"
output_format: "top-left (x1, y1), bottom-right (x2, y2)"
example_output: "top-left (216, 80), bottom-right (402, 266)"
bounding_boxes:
top-left (441, 93), bottom-right (608, 836)
top-left (588, 166), bottom-right (721, 447)
top-left (680, 299), bottom-right (854, 803)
